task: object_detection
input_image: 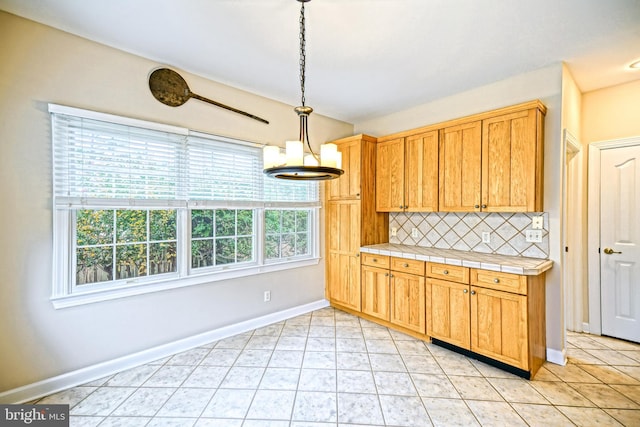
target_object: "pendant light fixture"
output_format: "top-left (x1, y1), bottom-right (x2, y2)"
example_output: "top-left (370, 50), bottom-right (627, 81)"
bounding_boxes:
top-left (263, 0), bottom-right (344, 181)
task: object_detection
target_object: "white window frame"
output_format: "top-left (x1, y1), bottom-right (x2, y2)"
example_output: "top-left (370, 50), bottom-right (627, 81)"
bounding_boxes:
top-left (50, 104), bottom-right (320, 309)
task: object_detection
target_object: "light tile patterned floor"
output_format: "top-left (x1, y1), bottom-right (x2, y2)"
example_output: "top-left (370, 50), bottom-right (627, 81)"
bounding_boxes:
top-left (36, 307), bottom-right (640, 426)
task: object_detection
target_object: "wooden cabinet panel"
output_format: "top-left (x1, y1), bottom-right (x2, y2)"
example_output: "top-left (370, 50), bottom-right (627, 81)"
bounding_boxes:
top-left (328, 138), bottom-right (361, 200)
top-left (327, 252), bottom-right (361, 310)
top-left (376, 138), bottom-right (405, 212)
top-left (327, 201), bottom-right (360, 253)
top-left (325, 135), bottom-right (388, 312)
top-left (426, 278), bottom-right (471, 349)
top-left (405, 131), bottom-right (439, 212)
top-left (439, 121), bottom-right (482, 211)
top-left (470, 286), bottom-right (529, 369)
top-left (326, 200), bottom-right (361, 310)
top-left (390, 271), bottom-right (426, 334)
top-left (390, 257), bottom-right (425, 276)
top-left (482, 108), bottom-right (541, 212)
top-left (426, 262), bottom-right (469, 284)
top-left (471, 269), bottom-right (528, 295)
top-left (361, 265), bottom-right (390, 321)
top-left (361, 253), bottom-right (390, 269)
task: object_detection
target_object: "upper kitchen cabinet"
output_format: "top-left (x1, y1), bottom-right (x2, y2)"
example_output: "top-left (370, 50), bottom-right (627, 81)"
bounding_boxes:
top-left (439, 102), bottom-right (545, 212)
top-left (439, 121), bottom-right (482, 212)
top-left (326, 134), bottom-right (388, 311)
top-left (376, 131), bottom-right (439, 212)
top-left (481, 107), bottom-right (545, 212)
top-left (327, 135), bottom-right (369, 200)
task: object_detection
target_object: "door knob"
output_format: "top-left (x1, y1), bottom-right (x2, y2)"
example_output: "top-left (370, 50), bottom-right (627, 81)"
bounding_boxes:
top-left (603, 248), bottom-right (622, 255)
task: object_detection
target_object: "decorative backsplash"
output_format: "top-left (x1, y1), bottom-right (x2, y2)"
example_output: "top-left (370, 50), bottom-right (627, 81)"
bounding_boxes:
top-left (389, 212), bottom-right (549, 259)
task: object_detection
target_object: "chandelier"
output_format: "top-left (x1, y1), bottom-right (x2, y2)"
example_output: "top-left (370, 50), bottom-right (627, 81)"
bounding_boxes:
top-left (263, 0), bottom-right (344, 181)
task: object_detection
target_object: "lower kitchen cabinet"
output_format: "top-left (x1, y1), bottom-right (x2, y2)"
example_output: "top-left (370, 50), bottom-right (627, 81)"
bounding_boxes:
top-left (327, 252), bottom-right (361, 311)
top-left (390, 270), bottom-right (426, 334)
top-left (426, 264), bottom-right (546, 378)
top-left (361, 255), bottom-right (426, 334)
top-left (425, 277), bottom-right (470, 349)
top-left (471, 285), bottom-right (528, 369)
top-left (340, 253), bottom-right (548, 379)
top-left (361, 264), bottom-right (390, 322)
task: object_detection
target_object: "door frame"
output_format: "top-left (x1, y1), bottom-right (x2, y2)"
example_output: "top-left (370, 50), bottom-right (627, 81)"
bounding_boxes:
top-left (562, 130), bottom-right (582, 332)
top-left (587, 136), bottom-right (640, 335)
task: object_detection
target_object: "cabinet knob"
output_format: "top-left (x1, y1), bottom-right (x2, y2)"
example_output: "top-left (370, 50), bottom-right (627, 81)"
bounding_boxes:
top-left (403, 263), bottom-right (409, 268)
top-left (390, 274), bottom-right (394, 278)
top-left (399, 206), bottom-right (404, 209)
top-left (493, 278), bottom-right (500, 283)
top-left (463, 289), bottom-right (468, 294)
top-left (443, 270), bottom-right (449, 275)
top-left (373, 258), bottom-right (377, 262)
top-left (471, 290), bottom-right (476, 295)
top-left (356, 253), bottom-right (360, 258)
top-left (384, 273), bottom-right (389, 277)
top-left (356, 193), bottom-right (360, 197)
top-left (482, 204), bottom-right (487, 208)
top-left (404, 205), bottom-right (409, 209)
top-left (474, 205), bottom-right (480, 209)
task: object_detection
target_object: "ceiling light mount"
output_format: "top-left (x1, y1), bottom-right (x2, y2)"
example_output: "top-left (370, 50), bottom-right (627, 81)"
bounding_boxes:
top-left (262, 0), bottom-right (344, 181)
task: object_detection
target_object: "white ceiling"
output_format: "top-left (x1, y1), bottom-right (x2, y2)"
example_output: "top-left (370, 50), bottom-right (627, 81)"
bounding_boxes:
top-left (1, 0), bottom-right (640, 122)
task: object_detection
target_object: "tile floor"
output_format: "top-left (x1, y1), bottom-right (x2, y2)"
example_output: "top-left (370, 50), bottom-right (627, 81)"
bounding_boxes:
top-left (35, 307), bottom-right (640, 426)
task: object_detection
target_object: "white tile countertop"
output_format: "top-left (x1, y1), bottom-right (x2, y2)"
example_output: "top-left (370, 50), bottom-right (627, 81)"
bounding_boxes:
top-left (361, 243), bottom-right (553, 275)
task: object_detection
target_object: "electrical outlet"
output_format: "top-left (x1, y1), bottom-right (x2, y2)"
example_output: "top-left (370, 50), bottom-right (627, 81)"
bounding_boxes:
top-left (264, 291), bottom-right (271, 302)
top-left (525, 230), bottom-right (543, 243)
top-left (482, 232), bottom-right (491, 243)
top-left (411, 228), bottom-right (419, 238)
top-left (391, 227), bottom-right (397, 237)
top-left (532, 216), bottom-right (544, 230)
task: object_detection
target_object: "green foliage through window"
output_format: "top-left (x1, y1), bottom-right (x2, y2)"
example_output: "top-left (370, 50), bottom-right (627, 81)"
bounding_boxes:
top-left (265, 209), bottom-right (311, 260)
top-left (76, 209), bottom-right (177, 285)
top-left (191, 209), bottom-right (254, 269)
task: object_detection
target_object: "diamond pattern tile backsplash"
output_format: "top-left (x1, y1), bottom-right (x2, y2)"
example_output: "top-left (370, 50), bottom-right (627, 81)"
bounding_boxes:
top-left (389, 212), bottom-right (549, 258)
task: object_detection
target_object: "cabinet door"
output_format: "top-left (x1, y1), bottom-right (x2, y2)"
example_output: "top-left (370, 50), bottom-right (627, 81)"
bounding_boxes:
top-left (361, 265), bottom-right (390, 321)
top-left (328, 139), bottom-right (361, 200)
top-left (405, 131), bottom-right (439, 212)
top-left (470, 286), bottom-right (529, 369)
top-left (439, 121), bottom-right (482, 212)
top-left (326, 201), bottom-right (361, 310)
top-left (376, 138), bottom-right (405, 212)
top-left (482, 108), bottom-right (540, 212)
top-left (328, 253), bottom-right (361, 311)
top-left (390, 271), bottom-right (426, 334)
top-left (426, 278), bottom-right (470, 349)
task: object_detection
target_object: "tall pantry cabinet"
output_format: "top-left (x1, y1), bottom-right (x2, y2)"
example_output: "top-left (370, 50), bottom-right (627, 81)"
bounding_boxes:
top-left (325, 135), bottom-right (388, 311)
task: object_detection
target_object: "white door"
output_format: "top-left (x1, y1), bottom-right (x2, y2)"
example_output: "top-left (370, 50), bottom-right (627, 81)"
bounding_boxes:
top-left (600, 145), bottom-right (640, 343)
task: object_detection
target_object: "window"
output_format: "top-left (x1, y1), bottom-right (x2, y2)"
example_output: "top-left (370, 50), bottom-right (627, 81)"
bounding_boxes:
top-left (50, 104), bottom-right (320, 307)
top-left (265, 209), bottom-right (311, 260)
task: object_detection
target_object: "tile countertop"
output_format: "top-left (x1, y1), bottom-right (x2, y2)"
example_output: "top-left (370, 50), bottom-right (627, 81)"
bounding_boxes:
top-left (360, 243), bottom-right (553, 276)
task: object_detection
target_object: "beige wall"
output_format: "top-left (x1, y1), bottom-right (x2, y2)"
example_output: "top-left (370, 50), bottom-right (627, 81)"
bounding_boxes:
top-left (355, 64), bottom-right (567, 358)
top-left (0, 11), bottom-right (353, 393)
top-left (582, 79), bottom-right (640, 144)
top-left (581, 78), bottom-right (640, 332)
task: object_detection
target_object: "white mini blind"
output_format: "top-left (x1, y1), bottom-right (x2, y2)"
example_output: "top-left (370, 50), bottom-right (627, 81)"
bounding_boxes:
top-left (52, 112), bottom-right (186, 207)
top-left (50, 104), bottom-right (319, 208)
top-left (187, 133), bottom-right (263, 206)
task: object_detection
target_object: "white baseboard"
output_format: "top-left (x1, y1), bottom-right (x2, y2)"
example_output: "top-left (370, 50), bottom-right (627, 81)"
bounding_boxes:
top-left (0, 299), bottom-right (329, 404)
top-left (546, 347), bottom-right (567, 366)
top-left (582, 322), bottom-right (590, 333)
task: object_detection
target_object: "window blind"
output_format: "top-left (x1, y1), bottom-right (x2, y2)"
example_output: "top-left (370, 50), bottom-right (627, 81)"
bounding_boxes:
top-left (50, 104), bottom-right (319, 208)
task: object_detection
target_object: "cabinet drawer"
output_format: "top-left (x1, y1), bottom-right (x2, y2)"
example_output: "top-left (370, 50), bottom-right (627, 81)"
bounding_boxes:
top-left (361, 253), bottom-right (390, 268)
top-left (471, 269), bottom-right (527, 295)
top-left (391, 257), bottom-right (425, 275)
top-left (426, 262), bottom-right (469, 284)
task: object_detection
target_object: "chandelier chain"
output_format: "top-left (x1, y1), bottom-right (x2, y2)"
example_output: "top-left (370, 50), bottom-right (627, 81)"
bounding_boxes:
top-left (299, 2), bottom-right (306, 106)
